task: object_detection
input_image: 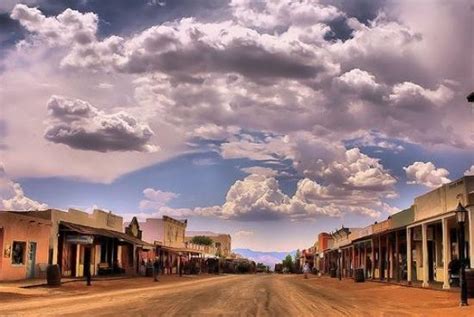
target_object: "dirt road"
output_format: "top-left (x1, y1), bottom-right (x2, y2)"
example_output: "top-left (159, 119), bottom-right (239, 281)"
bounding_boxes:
top-left (0, 274), bottom-right (472, 316)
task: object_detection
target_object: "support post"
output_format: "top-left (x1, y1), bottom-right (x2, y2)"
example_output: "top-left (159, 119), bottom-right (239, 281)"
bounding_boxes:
top-left (468, 206), bottom-right (474, 268)
top-left (407, 227), bottom-right (412, 285)
top-left (371, 238), bottom-right (375, 279)
top-left (395, 231), bottom-right (400, 283)
top-left (378, 235), bottom-right (382, 280)
top-left (442, 217), bottom-right (450, 289)
top-left (386, 234), bottom-right (390, 282)
top-left (421, 223), bottom-right (429, 288)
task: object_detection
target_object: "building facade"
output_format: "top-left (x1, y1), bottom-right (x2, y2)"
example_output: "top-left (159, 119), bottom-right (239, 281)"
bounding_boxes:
top-left (0, 211), bottom-right (51, 281)
top-left (312, 176), bottom-right (473, 291)
top-left (407, 176), bottom-right (473, 288)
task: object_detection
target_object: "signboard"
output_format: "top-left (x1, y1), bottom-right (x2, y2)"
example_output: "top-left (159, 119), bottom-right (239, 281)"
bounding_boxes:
top-left (66, 235), bottom-right (94, 245)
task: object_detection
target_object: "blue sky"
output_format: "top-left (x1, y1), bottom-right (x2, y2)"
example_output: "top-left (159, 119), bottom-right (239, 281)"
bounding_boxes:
top-left (0, 0), bottom-right (473, 251)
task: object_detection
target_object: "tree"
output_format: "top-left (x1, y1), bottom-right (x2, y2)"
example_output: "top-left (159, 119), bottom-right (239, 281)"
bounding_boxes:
top-left (282, 254), bottom-right (294, 273)
top-left (294, 249), bottom-right (301, 273)
top-left (191, 235), bottom-right (214, 246)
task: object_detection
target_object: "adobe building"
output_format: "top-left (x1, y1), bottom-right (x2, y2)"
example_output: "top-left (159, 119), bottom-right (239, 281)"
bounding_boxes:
top-left (325, 227), bottom-right (361, 278)
top-left (407, 175), bottom-right (474, 289)
top-left (314, 232), bottom-right (332, 274)
top-left (137, 216), bottom-right (192, 274)
top-left (185, 231), bottom-right (232, 258)
top-left (26, 208), bottom-right (148, 278)
top-left (0, 211), bottom-right (51, 281)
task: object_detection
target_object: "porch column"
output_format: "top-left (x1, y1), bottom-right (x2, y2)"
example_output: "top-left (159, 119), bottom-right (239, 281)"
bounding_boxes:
top-left (395, 231), bottom-right (400, 283)
top-left (407, 227), bottom-right (412, 284)
top-left (421, 223), bottom-right (429, 288)
top-left (363, 243), bottom-right (367, 277)
top-left (371, 239), bottom-right (375, 279)
top-left (468, 206), bottom-right (474, 268)
top-left (386, 234), bottom-right (390, 282)
top-left (442, 217), bottom-right (450, 289)
top-left (378, 235), bottom-right (382, 280)
top-left (352, 246), bottom-right (355, 277)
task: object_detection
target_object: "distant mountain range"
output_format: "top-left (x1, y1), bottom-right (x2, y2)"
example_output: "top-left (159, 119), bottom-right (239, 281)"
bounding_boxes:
top-left (232, 248), bottom-right (296, 269)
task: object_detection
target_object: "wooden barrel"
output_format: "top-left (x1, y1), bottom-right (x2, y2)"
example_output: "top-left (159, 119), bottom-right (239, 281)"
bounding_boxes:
top-left (330, 268), bottom-right (337, 278)
top-left (46, 264), bottom-right (61, 286)
top-left (466, 269), bottom-right (474, 298)
top-left (354, 268), bottom-right (365, 283)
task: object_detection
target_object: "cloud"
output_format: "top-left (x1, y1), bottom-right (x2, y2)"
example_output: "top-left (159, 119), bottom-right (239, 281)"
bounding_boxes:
top-left (241, 166), bottom-right (278, 177)
top-left (139, 188), bottom-right (179, 211)
top-left (403, 161), bottom-right (451, 188)
top-left (464, 165), bottom-right (474, 176)
top-left (11, 4), bottom-right (98, 47)
top-left (44, 95), bottom-right (158, 153)
top-left (234, 230), bottom-right (254, 238)
top-left (0, 163), bottom-right (47, 210)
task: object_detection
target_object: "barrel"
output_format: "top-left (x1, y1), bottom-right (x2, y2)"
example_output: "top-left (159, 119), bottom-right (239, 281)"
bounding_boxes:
top-left (466, 269), bottom-right (474, 298)
top-left (46, 264), bottom-right (61, 286)
top-left (354, 268), bottom-right (365, 283)
top-left (330, 268), bottom-right (337, 278)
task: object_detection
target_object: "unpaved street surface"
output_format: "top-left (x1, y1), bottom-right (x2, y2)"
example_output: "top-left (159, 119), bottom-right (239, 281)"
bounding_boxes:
top-left (0, 274), bottom-right (473, 316)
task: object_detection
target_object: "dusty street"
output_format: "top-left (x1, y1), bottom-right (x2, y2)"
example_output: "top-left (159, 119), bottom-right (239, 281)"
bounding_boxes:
top-left (0, 274), bottom-right (473, 316)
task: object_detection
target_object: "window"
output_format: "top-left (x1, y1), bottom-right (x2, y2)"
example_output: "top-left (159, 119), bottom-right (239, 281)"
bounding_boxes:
top-left (12, 241), bottom-right (26, 265)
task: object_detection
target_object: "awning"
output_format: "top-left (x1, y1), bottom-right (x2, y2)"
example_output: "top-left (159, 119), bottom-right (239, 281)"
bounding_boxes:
top-left (59, 221), bottom-right (154, 248)
top-left (157, 245), bottom-right (203, 254)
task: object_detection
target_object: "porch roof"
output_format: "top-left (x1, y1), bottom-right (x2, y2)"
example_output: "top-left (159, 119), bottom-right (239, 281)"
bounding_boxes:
top-left (59, 221), bottom-right (154, 248)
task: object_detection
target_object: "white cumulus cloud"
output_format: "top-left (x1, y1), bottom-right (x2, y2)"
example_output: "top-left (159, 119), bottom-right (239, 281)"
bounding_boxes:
top-left (404, 161), bottom-right (451, 188)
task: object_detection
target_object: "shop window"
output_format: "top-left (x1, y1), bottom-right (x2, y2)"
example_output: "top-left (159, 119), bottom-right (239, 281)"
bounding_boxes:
top-left (12, 241), bottom-right (26, 265)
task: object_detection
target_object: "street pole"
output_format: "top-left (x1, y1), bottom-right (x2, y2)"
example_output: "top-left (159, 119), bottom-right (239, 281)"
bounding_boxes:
top-left (455, 201), bottom-right (468, 306)
top-left (459, 220), bottom-right (468, 306)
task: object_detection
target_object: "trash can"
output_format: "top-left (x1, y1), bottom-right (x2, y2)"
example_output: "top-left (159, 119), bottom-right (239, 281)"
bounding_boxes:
top-left (466, 269), bottom-right (474, 298)
top-left (145, 266), bottom-right (153, 277)
top-left (330, 268), bottom-right (337, 278)
top-left (46, 264), bottom-right (61, 286)
top-left (354, 268), bottom-right (365, 283)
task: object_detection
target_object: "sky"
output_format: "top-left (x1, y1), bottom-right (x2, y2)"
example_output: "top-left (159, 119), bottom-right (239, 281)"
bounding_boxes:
top-left (0, 0), bottom-right (473, 252)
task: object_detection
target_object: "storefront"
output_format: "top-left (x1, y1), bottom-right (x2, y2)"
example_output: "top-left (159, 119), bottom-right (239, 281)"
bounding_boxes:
top-left (0, 211), bottom-right (51, 281)
top-left (57, 222), bottom-right (147, 277)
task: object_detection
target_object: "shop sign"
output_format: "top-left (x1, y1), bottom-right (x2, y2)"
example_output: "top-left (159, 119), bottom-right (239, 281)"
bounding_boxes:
top-left (66, 235), bottom-right (94, 245)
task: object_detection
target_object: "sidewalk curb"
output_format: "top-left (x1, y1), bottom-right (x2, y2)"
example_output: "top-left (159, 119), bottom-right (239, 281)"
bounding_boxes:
top-left (20, 275), bottom-right (137, 289)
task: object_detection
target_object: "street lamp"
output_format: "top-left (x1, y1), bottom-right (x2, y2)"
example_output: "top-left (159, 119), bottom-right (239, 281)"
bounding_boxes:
top-left (338, 249), bottom-right (342, 281)
top-left (455, 202), bottom-right (468, 306)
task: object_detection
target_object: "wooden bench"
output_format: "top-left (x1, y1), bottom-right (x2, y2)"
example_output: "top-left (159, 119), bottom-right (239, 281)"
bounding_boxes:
top-left (97, 262), bottom-right (113, 275)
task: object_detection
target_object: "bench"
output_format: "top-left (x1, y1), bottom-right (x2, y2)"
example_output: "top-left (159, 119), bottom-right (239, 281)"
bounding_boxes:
top-left (97, 263), bottom-right (113, 275)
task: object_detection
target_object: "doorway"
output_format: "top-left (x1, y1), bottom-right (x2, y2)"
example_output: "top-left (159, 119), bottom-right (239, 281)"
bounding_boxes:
top-left (84, 247), bottom-right (92, 278)
top-left (427, 240), bottom-right (434, 281)
top-left (27, 242), bottom-right (37, 279)
top-left (70, 244), bottom-right (77, 277)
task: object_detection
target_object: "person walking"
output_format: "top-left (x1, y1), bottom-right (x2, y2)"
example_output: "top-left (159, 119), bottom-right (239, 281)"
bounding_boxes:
top-left (153, 257), bottom-right (161, 282)
top-left (303, 262), bottom-right (310, 279)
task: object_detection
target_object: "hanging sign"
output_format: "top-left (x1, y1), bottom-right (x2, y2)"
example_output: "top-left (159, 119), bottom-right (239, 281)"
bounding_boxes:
top-left (66, 235), bottom-right (94, 245)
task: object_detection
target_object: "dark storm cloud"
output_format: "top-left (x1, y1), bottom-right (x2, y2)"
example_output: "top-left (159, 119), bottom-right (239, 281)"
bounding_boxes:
top-left (44, 95), bottom-right (158, 153)
top-left (123, 40), bottom-right (323, 80)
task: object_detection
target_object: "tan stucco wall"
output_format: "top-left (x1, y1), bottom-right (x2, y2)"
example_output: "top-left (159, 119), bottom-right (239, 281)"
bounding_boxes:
top-left (34, 208), bottom-right (124, 266)
top-left (163, 217), bottom-right (186, 248)
top-left (211, 234), bottom-right (232, 257)
top-left (414, 176), bottom-right (473, 222)
top-left (0, 213), bottom-right (51, 281)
